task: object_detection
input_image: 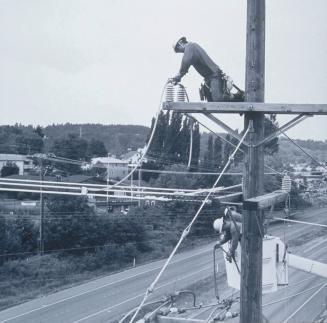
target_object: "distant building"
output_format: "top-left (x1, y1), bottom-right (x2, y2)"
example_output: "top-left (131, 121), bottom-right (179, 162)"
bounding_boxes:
top-left (121, 147), bottom-right (147, 165)
top-left (0, 154), bottom-right (33, 176)
top-left (91, 156), bottom-right (128, 180)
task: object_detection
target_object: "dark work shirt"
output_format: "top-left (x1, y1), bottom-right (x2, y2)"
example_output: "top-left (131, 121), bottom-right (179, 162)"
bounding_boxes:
top-left (179, 42), bottom-right (220, 79)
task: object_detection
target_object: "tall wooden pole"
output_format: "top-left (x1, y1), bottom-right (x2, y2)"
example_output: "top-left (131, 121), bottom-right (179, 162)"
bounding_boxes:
top-left (39, 158), bottom-right (44, 255)
top-left (241, 0), bottom-right (265, 322)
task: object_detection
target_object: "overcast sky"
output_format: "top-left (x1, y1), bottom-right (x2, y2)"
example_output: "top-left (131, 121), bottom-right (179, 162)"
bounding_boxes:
top-left (0, 0), bottom-right (326, 140)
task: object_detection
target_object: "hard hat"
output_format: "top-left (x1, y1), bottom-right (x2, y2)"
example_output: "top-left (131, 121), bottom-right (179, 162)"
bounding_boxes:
top-left (172, 36), bottom-right (187, 52)
top-left (213, 218), bottom-right (224, 233)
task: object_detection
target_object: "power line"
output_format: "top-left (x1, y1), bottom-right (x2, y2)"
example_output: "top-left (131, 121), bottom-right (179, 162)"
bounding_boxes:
top-left (282, 132), bottom-right (327, 172)
top-left (274, 217), bottom-right (327, 228)
top-left (129, 122), bottom-right (250, 323)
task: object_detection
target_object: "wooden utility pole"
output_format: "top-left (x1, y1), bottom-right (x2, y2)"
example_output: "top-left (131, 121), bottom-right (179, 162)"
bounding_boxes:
top-left (240, 0), bottom-right (265, 322)
top-left (39, 158), bottom-right (45, 255)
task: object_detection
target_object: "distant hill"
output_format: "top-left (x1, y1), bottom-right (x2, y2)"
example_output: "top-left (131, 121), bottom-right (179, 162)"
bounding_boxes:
top-left (44, 124), bottom-right (150, 156)
top-left (0, 123), bottom-right (326, 164)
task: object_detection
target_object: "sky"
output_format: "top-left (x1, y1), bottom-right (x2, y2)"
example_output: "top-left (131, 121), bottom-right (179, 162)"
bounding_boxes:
top-left (0, 0), bottom-right (326, 140)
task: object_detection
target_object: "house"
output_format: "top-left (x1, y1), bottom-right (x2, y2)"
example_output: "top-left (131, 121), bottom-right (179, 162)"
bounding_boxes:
top-left (91, 156), bottom-right (128, 180)
top-left (0, 154), bottom-right (34, 175)
top-left (121, 147), bottom-right (147, 165)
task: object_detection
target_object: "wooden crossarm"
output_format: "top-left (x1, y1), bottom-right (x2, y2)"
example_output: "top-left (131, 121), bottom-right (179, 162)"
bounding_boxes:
top-left (243, 191), bottom-right (288, 210)
top-left (163, 102), bottom-right (327, 115)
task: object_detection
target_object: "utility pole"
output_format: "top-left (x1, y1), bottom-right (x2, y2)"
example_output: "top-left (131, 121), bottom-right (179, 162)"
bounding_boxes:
top-left (107, 153), bottom-right (110, 203)
top-left (241, 1), bottom-right (265, 323)
top-left (138, 168), bottom-right (141, 207)
top-left (39, 158), bottom-right (45, 255)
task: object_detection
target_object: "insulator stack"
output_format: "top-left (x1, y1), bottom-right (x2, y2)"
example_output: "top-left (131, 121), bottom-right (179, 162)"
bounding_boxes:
top-left (165, 83), bottom-right (174, 102)
top-left (282, 174), bottom-right (292, 192)
top-left (177, 85), bottom-right (186, 102)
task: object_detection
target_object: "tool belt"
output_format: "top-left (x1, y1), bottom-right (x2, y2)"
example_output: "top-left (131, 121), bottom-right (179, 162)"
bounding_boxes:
top-left (199, 73), bottom-right (245, 102)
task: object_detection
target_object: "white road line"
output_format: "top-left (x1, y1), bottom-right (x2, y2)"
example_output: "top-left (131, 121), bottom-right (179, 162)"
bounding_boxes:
top-left (73, 265), bottom-right (212, 323)
top-left (0, 247), bottom-right (212, 323)
top-left (283, 282), bottom-right (327, 323)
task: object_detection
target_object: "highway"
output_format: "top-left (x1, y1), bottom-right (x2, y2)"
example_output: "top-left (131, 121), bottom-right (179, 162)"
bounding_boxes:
top-left (0, 207), bottom-right (326, 323)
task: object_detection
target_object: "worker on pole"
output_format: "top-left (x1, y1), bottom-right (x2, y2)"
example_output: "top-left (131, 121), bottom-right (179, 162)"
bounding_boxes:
top-left (213, 207), bottom-right (242, 262)
top-left (171, 37), bottom-right (244, 102)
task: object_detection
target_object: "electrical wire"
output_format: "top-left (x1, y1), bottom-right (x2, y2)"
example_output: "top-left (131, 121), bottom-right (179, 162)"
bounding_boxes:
top-left (262, 282), bottom-right (326, 308)
top-left (129, 123), bottom-right (250, 323)
top-left (110, 81), bottom-right (169, 187)
top-left (282, 132), bottom-right (327, 172)
top-left (273, 217), bottom-right (327, 228)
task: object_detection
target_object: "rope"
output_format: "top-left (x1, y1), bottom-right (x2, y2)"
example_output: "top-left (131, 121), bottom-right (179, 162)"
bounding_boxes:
top-left (129, 124), bottom-right (250, 323)
top-left (274, 217), bottom-right (327, 228)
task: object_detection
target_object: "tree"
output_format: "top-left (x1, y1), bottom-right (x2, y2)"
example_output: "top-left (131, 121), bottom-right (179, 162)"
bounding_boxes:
top-left (264, 115), bottom-right (279, 155)
top-left (203, 135), bottom-right (214, 171)
top-left (34, 126), bottom-right (45, 139)
top-left (87, 139), bottom-right (107, 157)
top-left (151, 164), bottom-right (199, 189)
top-left (190, 122), bottom-right (200, 170)
top-left (213, 137), bottom-right (223, 170)
top-left (51, 134), bottom-right (88, 173)
top-left (179, 117), bottom-right (191, 163)
top-left (1, 162), bottom-right (19, 177)
top-left (147, 111), bottom-right (169, 158)
top-left (164, 111), bottom-right (183, 162)
top-left (16, 132), bottom-right (44, 154)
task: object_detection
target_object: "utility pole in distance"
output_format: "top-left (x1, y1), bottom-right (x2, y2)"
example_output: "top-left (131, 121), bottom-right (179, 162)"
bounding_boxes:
top-left (39, 158), bottom-right (45, 255)
top-left (241, 0), bottom-right (265, 322)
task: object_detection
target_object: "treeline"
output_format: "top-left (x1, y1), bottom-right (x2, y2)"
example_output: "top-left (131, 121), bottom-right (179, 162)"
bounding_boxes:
top-left (147, 111), bottom-right (200, 169)
top-left (44, 123), bottom-right (149, 156)
top-left (0, 124), bottom-right (150, 157)
top-left (0, 192), bottom-right (219, 264)
top-left (0, 125), bottom-right (44, 155)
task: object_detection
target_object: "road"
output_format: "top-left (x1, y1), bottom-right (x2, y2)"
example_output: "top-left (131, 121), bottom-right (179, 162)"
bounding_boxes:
top-left (0, 208), bottom-right (326, 323)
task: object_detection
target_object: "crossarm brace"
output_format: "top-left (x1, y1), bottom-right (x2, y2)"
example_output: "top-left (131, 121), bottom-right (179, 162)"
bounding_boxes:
top-left (256, 114), bottom-right (312, 147)
top-left (204, 113), bottom-right (249, 147)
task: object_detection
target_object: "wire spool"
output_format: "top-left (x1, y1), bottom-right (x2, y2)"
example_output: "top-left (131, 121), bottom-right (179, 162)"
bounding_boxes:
top-left (282, 174), bottom-right (292, 192)
top-left (177, 84), bottom-right (186, 102)
top-left (165, 83), bottom-right (174, 102)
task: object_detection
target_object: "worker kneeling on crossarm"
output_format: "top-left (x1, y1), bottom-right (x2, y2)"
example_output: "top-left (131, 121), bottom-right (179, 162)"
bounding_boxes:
top-left (213, 207), bottom-right (242, 263)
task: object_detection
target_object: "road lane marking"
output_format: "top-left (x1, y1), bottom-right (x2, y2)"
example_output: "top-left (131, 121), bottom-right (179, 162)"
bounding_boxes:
top-left (0, 247), bottom-right (212, 323)
top-left (2, 212), bottom-right (326, 323)
top-left (73, 264), bottom-right (212, 322)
